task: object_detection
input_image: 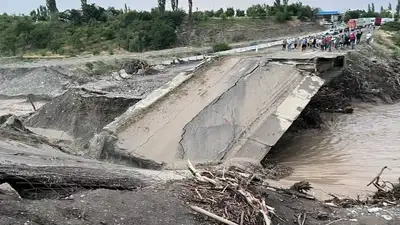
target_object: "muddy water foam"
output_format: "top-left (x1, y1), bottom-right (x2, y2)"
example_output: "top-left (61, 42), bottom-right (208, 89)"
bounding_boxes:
top-left (268, 103), bottom-right (400, 199)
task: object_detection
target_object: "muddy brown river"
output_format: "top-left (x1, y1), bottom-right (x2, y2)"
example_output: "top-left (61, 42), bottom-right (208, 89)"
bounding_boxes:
top-left (268, 103), bottom-right (400, 199)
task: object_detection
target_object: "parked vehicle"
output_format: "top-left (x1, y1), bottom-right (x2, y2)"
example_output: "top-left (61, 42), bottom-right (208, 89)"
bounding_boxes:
top-left (356, 18), bottom-right (367, 28)
top-left (381, 18), bottom-right (394, 25)
top-left (324, 29), bottom-right (339, 35)
top-left (375, 17), bottom-right (382, 26)
top-left (347, 19), bottom-right (357, 30)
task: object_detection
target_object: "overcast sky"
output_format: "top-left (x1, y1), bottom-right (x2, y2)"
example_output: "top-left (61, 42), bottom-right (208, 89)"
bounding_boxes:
top-left (1, 0), bottom-right (397, 15)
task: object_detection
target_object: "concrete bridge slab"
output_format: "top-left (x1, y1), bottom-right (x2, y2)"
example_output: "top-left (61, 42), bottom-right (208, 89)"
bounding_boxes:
top-left (90, 52), bottom-right (346, 168)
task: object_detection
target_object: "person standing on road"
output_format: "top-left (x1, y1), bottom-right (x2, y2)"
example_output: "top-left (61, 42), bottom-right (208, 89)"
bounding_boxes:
top-left (294, 38), bottom-right (299, 49)
top-left (349, 32), bottom-right (356, 49)
top-left (287, 37), bottom-right (293, 51)
top-left (340, 34), bottom-right (345, 49)
top-left (335, 35), bottom-right (340, 50)
top-left (344, 32), bottom-right (350, 49)
top-left (301, 37), bottom-right (307, 51)
top-left (312, 37), bottom-right (317, 50)
top-left (325, 35), bottom-right (331, 52)
top-left (282, 38), bottom-right (287, 51)
top-left (366, 31), bottom-right (372, 44)
top-left (356, 30), bottom-right (363, 44)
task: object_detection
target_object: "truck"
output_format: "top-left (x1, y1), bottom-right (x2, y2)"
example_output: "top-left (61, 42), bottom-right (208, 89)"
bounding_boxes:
top-left (347, 19), bottom-right (357, 30)
top-left (356, 18), bottom-right (367, 28)
top-left (365, 17), bottom-right (376, 26)
top-left (381, 18), bottom-right (395, 25)
top-left (375, 17), bottom-right (382, 26)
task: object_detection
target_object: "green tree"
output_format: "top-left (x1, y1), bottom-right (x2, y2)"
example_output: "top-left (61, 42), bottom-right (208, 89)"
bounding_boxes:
top-left (371, 3), bottom-right (375, 12)
top-left (158, 0), bottom-right (166, 14)
top-left (81, 3), bottom-right (107, 23)
top-left (225, 7), bottom-right (235, 17)
top-left (192, 11), bottom-right (204, 21)
top-left (297, 5), bottom-right (317, 21)
top-left (235, 9), bottom-right (245, 17)
top-left (30, 10), bottom-right (38, 21)
top-left (46, 0), bottom-right (58, 16)
top-left (274, 0), bottom-right (281, 8)
top-left (36, 5), bottom-right (49, 21)
top-left (381, 10), bottom-right (393, 18)
top-left (246, 4), bottom-right (267, 19)
top-left (148, 19), bottom-right (176, 49)
top-left (204, 10), bottom-right (214, 17)
top-left (214, 8), bottom-right (224, 17)
top-left (0, 26), bottom-right (18, 56)
top-left (381, 6), bottom-right (384, 13)
top-left (188, 0), bottom-right (193, 18)
top-left (171, 0), bottom-right (177, 11)
top-left (396, 0), bottom-right (400, 21)
top-left (343, 9), bottom-right (367, 22)
top-left (81, 0), bottom-right (87, 8)
top-left (368, 4), bottom-right (371, 12)
top-left (389, 3), bottom-right (392, 10)
top-left (30, 22), bottom-right (52, 49)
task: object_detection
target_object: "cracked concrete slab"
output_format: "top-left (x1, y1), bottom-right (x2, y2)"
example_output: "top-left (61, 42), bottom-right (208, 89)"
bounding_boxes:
top-left (89, 51), bottom-right (346, 167)
top-left (228, 74), bottom-right (325, 160)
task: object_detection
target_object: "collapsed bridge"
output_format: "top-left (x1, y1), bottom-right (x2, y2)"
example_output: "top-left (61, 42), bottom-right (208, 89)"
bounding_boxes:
top-left (89, 50), bottom-right (345, 169)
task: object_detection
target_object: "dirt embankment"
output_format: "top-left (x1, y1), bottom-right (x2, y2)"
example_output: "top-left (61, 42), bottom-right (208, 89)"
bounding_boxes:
top-left (178, 19), bottom-right (323, 46)
top-left (23, 88), bottom-right (141, 149)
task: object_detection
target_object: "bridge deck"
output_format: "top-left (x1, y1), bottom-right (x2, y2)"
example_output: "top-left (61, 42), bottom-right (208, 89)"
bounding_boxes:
top-left (91, 50), bottom-right (346, 167)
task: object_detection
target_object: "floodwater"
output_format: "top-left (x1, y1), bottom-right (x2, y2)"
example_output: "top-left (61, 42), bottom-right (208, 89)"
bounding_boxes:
top-left (268, 103), bottom-right (400, 199)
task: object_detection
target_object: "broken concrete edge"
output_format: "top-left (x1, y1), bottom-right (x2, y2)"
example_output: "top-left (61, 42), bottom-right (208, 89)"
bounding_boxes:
top-left (88, 58), bottom-right (213, 169)
top-left (225, 75), bottom-right (326, 162)
top-left (104, 58), bottom-right (212, 134)
top-left (160, 55), bottom-right (210, 65)
top-left (89, 129), bottom-right (166, 170)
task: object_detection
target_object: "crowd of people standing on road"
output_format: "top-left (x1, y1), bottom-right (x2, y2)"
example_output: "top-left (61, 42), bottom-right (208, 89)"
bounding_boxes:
top-left (282, 29), bottom-right (373, 52)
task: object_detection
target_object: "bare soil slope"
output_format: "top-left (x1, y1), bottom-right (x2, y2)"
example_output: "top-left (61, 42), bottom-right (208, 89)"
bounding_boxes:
top-left (24, 88), bottom-right (141, 145)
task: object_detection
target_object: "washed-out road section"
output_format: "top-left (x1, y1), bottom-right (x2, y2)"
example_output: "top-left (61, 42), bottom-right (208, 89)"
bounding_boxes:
top-left (90, 50), bottom-right (346, 168)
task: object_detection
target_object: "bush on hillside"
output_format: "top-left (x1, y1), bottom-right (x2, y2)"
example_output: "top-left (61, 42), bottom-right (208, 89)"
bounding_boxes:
top-left (381, 22), bottom-right (400, 32)
top-left (0, 7), bottom-right (186, 56)
top-left (220, 13), bottom-right (227, 20)
top-left (212, 43), bottom-right (231, 52)
top-left (275, 11), bottom-right (292, 22)
top-left (0, 1), bottom-right (318, 56)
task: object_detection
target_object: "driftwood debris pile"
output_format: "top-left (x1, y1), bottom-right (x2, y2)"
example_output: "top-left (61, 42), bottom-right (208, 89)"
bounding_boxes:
top-left (180, 160), bottom-right (314, 225)
top-left (368, 166), bottom-right (400, 205)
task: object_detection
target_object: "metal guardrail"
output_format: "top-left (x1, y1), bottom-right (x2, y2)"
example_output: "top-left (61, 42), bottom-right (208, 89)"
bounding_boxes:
top-left (160, 33), bottom-right (321, 65)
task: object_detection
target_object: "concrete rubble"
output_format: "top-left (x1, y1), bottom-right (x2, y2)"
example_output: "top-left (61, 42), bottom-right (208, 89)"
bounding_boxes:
top-left (0, 183), bottom-right (21, 200)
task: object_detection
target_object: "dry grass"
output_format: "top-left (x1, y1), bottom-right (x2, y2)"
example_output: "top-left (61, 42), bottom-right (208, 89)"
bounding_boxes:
top-left (373, 30), bottom-right (400, 51)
